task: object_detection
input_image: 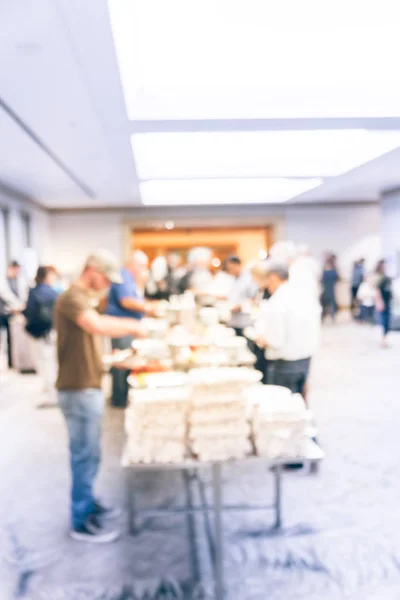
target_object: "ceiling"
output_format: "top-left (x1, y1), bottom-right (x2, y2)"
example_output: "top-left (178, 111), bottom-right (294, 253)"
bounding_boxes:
top-left (1, 0), bottom-right (400, 209)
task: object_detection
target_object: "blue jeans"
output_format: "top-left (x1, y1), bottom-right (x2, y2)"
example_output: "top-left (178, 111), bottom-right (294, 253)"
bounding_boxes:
top-left (58, 389), bottom-right (105, 529)
top-left (380, 307), bottom-right (391, 336)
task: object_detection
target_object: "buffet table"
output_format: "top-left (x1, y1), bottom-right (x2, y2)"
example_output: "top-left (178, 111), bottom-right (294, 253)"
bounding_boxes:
top-left (122, 442), bottom-right (323, 600)
top-left (106, 302), bottom-right (324, 599)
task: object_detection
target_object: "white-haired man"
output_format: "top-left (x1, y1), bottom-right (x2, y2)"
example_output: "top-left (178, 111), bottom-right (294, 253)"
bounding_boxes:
top-left (270, 241), bottom-right (320, 298)
top-left (55, 250), bottom-right (148, 543)
top-left (254, 260), bottom-right (322, 469)
top-left (179, 247), bottom-right (213, 294)
top-left (106, 250), bottom-right (159, 407)
top-left (255, 261), bottom-right (321, 394)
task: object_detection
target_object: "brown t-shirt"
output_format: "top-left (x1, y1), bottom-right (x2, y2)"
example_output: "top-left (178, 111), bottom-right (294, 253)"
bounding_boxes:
top-left (55, 285), bottom-right (103, 390)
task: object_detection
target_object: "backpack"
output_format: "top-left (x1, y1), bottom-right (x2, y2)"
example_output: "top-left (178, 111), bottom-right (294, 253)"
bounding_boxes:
top-left (25, 296), bottom-right (53, 339)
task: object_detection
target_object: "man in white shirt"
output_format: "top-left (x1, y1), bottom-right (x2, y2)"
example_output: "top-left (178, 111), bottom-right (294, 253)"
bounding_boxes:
top-left (255, 261), bottom-right (321, 393)
top-left (270, 241), bottom-right (320, 299)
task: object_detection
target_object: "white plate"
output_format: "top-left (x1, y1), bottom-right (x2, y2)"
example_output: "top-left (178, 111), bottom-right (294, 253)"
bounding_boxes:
top-left (132, 339), bottom-right (167, 351)
top-left (102, 349), bottom-right (132, 366)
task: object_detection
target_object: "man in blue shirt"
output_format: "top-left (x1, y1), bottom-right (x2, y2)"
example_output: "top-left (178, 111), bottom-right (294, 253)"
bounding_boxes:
top-left (107, 251), bottom-right (158, 407)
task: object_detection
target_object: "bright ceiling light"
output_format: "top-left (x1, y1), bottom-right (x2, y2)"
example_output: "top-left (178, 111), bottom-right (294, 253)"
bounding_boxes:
top-left (212, 258), bottom-right (221, 268)
top-left (140, 178), bottom-right (322, 206)
top-left (132, 130), bottom-right (400, 180)
top-left (109, 0), bottom-right (400, 119)
top-left (258, 250), bottom-right (268, 260)
top-left (164, 220), bottom-right (175, 230)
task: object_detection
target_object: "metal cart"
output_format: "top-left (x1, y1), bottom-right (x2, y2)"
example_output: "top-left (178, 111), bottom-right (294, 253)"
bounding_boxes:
top-left (123, 443), bottom-right (324, 600)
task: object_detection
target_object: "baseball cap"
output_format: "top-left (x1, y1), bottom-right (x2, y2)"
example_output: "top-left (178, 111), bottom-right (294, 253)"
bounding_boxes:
top-left (86, 249), bottom-right (123, 284)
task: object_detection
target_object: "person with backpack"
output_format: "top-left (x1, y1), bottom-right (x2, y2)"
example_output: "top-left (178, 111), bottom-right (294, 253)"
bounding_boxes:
top-left (24, 266), bottom-right (59, 408)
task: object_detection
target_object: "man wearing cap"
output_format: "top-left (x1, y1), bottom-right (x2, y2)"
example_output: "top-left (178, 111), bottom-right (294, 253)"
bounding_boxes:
top-left (55, 250), bottom-right (147, 543)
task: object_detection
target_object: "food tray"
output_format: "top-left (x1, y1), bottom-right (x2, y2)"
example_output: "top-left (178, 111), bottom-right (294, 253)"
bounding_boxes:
top-left (128, 371), bottom-right (190, 389)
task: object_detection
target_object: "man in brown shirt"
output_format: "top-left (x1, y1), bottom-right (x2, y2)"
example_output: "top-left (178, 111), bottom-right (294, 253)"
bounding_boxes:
top-left (55, 250), bottom-right (147, 543)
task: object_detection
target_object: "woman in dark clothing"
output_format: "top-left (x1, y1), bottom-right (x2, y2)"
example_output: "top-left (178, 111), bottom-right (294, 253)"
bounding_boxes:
top-left (375, 260), bottom-right (392, 348)
top-left (24, 266), bottom-right (59, 407)
top-left (321, 256), bottom-right (339, 321)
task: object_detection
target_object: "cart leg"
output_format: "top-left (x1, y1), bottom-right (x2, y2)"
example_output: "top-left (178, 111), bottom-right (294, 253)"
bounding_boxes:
top-left (212, 463), bottom-right (224, 600)
top-left (273, 465), bottom-right (282, 529)
top-left (195, 471), bottom-right (216, 564)
top-left (182, 470), bottom-right (200, 583)
top-left (127, 468), bottom-right (137, 536)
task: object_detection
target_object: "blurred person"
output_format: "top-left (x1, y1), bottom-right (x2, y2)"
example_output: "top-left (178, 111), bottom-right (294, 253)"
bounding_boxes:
top-left (250, 260), bottom-right (271, 302)
top-left (225, 256), bottom-right (255, 337)
top-left (178, 247), bottom-right (213, 295)
top-left (321, 256), bottom-right (339, 322)
top-left (254, 261), bottom-right (321, 395)
top-left (146, 253), bottom-right (182, 300)
top-left (107, 250), bottom-right (158, 408)
top-left (270, 241), bottom-right (320, 297)
top-left (213, 260), bottom-right (235, 298)
top-left (291, 244), bottom-right (321, 298)
top-left (255, 261), bottom-right (322, 469)
top-left (351, 259), bottom-right (365, 316)
top-left (7, 260), bottom-right (22, 298)
top-left (146, 256), bottom-right (167, 300)
top-left (55, 249), bottom-right (147, 543)
top-left (375, 259), bottom-right (392, 348)
top-left (164, 252), bottom-right (184, 297)
top-left (357, 275), bottom-right (376, 324)
top-left (249, 260), bottom-right (272, 383)
top-left (24, 266), bottom-right (59, 408)
top-left (0, 264), bottom-right (24, 368)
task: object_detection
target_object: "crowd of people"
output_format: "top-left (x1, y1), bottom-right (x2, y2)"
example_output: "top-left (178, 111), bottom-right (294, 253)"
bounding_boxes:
top-left (0, 242), bottom-right (395, 543)
top-left (320, 253), bottom-right (393, 347)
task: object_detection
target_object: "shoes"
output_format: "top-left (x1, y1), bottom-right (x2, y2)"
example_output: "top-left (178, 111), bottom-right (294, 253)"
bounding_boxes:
top-left (70, 515), bottom-right (120, 543)
top-left (92, 500), bottom-right (122, 521)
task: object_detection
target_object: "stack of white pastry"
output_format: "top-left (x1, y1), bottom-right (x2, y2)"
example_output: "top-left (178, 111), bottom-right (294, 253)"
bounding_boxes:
top-left (125, 386), bottom-right (190, 464)
top-left (188, 368), bottom-right (260, 461)
top-left (252, 387), bottom-right (309, 459)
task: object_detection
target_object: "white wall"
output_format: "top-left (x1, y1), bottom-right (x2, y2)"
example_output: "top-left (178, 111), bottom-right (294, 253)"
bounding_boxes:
top-left (285, 203), bottom-right (382, 278)
top-left (0, 208), bottom-right (7, 282)
top-left (285, 203), bottom-right (381, 306)
top-left (50, 211), bottom-right (123, 277)
top-left (0, 194), bottom-right (52, 283)
top-left (381, 191), bottom-right (400, 277)
top-left (49, 203), bottom-right (381, 283)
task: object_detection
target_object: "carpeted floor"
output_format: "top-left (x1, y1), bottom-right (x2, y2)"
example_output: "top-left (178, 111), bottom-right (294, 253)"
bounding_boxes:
top-left (1, 319), bottom-right (400, 599)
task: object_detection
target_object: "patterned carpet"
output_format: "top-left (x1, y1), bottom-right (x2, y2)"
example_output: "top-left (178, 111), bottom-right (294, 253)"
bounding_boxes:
top-left (1, 320), bottom-right (400, 599)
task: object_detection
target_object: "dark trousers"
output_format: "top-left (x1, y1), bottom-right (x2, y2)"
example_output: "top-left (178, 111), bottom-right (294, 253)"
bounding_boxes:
top-left (233, 327), bottom-right (244, 337)
top-left (321, 297), bottom-right (337, 320)
top-left (0, 315), bottom-right (12, 368)
top-left (360, 305), bottom-right (374, 323)
top-left (351, 285), bottom-right (360, 312)
top-left (268, 358), bottom-right (311, 395)
top-left (248, 341), bottom-right (268, 384)
top-left (110, 335), bottom-right (134, 408)
top-left (380, 307), bottom-right (391, 337)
